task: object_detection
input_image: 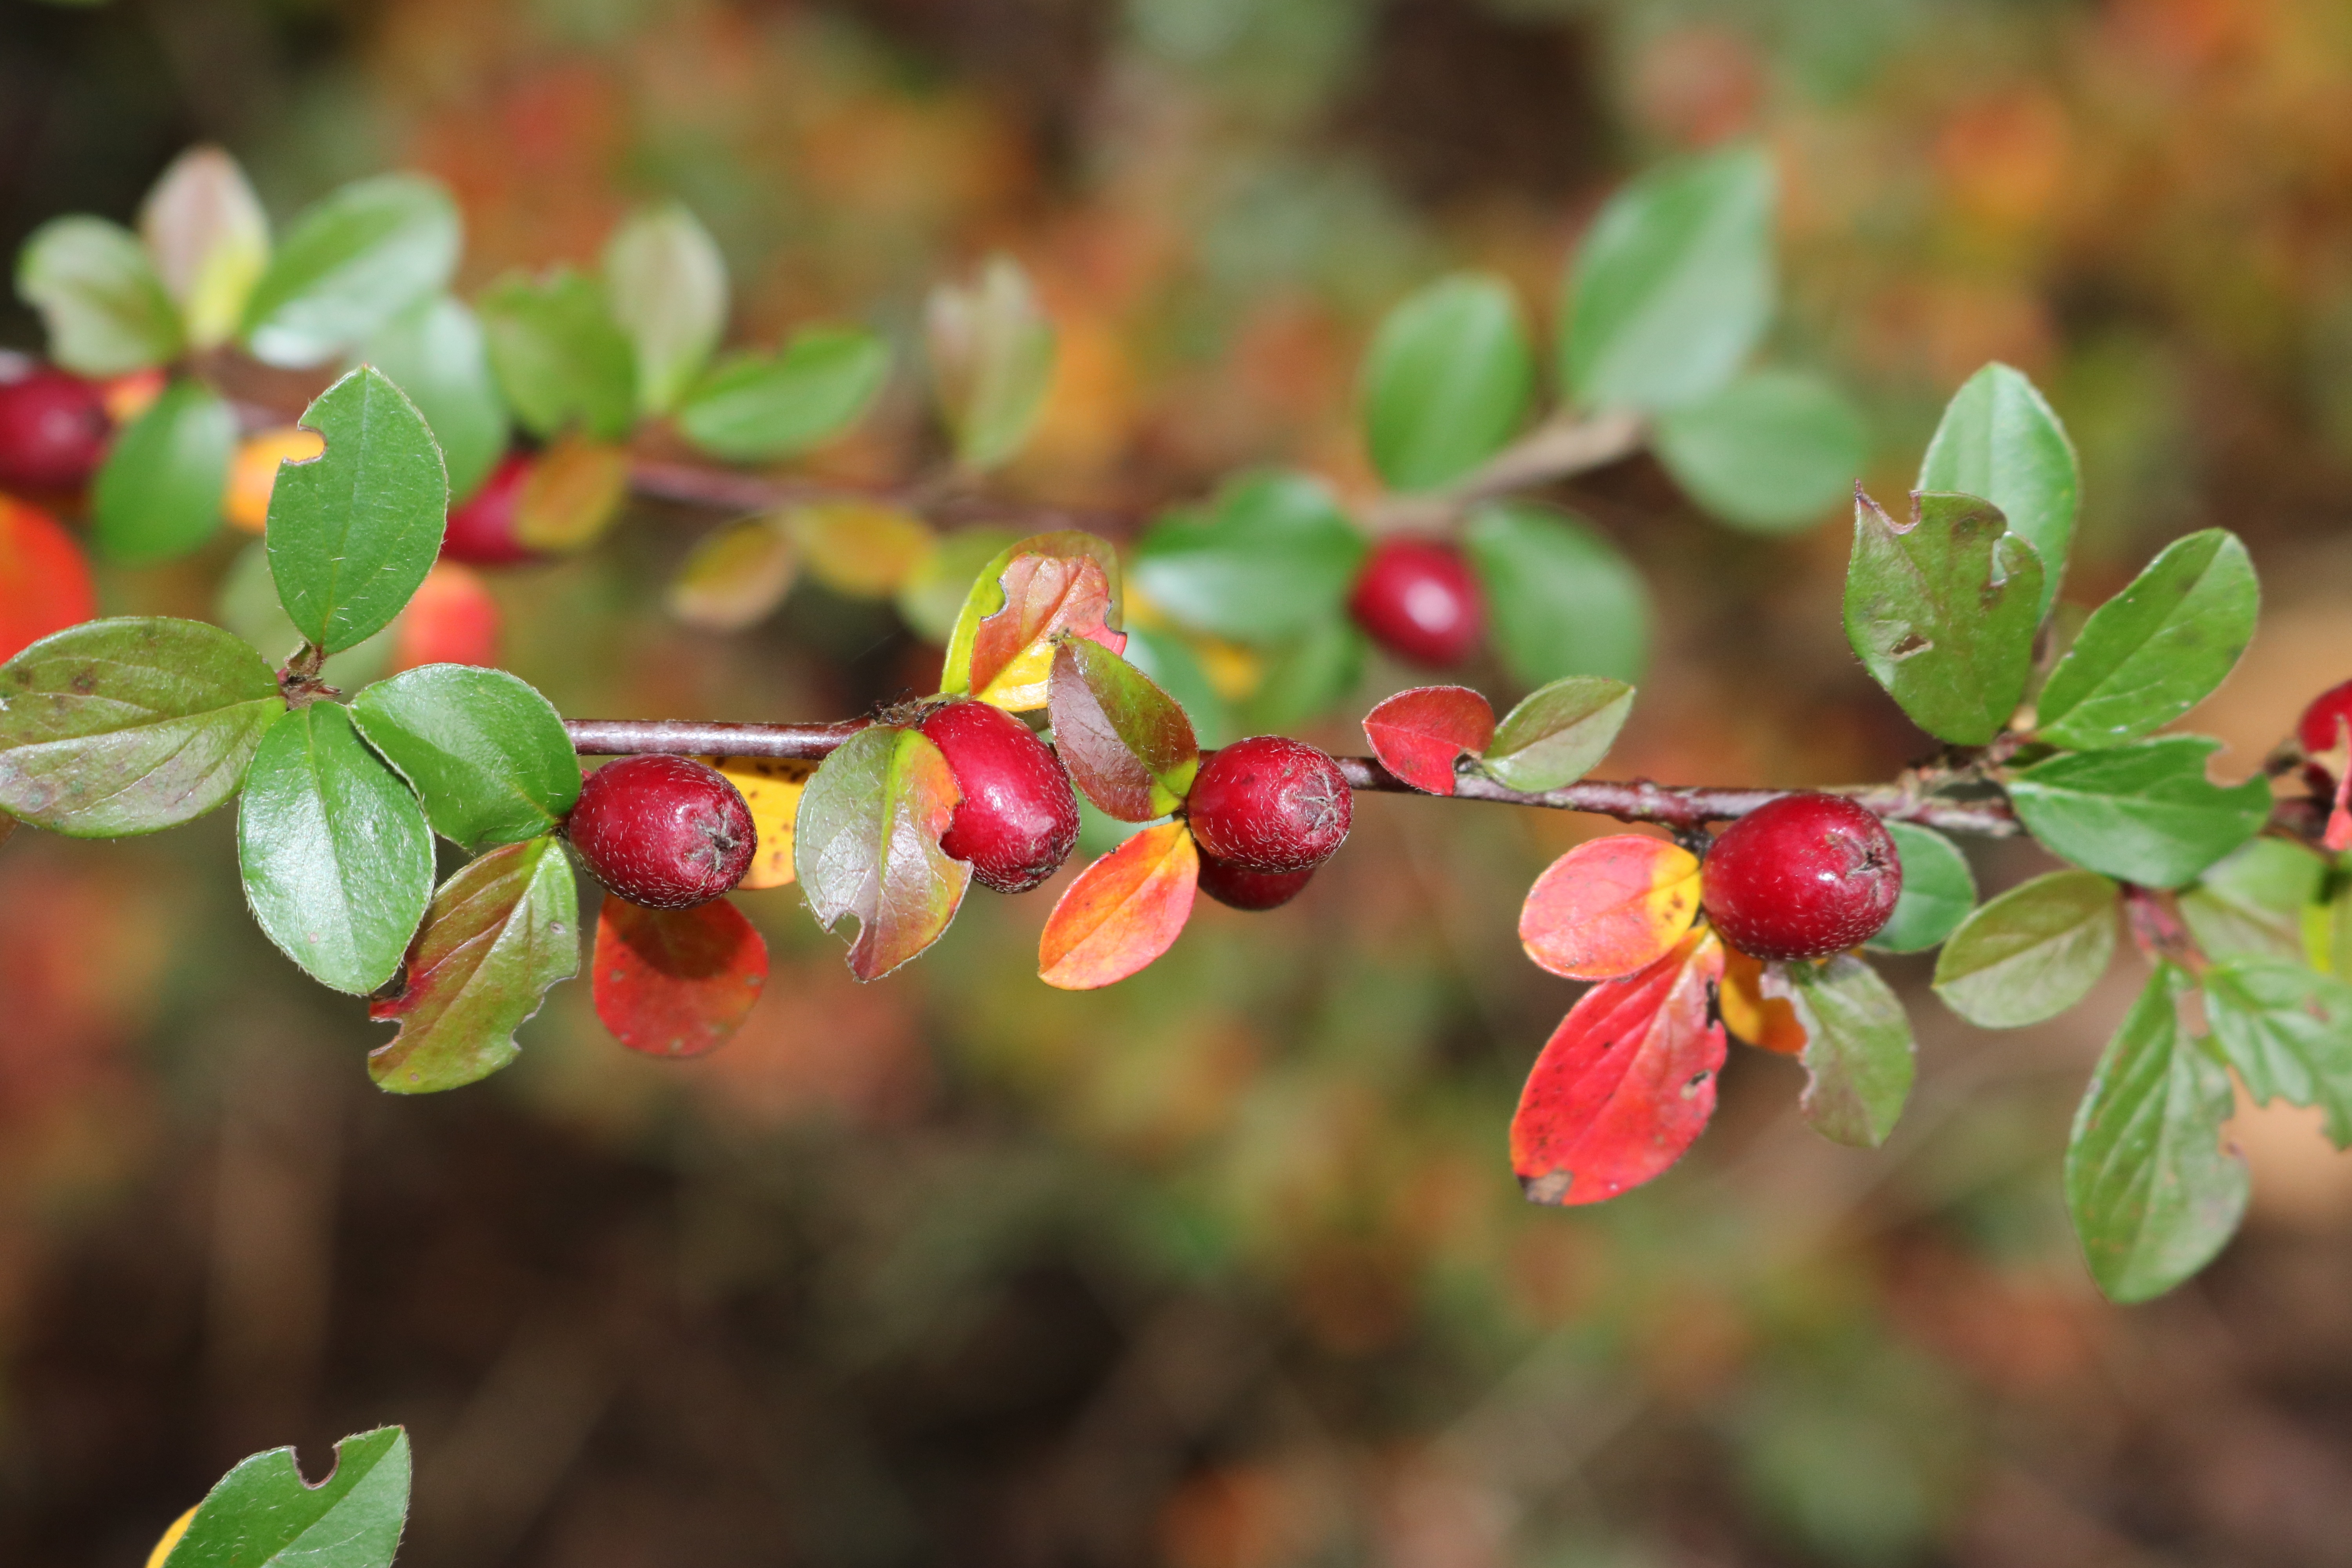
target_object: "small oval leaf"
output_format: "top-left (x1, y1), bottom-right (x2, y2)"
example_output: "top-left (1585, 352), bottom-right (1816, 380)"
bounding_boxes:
top-left (1038, 820), bottom-right (1200, 990)
top-left (592, 896), bottom-right (769, 1058)
top-left (1362, 685), bottom-right (1495, 795)
top-left (1048, 637), bottom-right (1200, 821)
top-left (1519, 834), bottom-right (1701, 981)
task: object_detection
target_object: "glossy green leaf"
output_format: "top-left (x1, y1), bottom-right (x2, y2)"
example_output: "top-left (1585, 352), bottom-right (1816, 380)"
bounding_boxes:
top-left (241, 174), bottom-right (460, 368)
top-left (1238, 614), bottom-right (1365, 733)
top-left (604, 201), bottom-right (728, 416)
top-left (0, 616), bottom-right (279, 836)
top-left (1360, 271), bottom-right (1533, 492)
top-left (478, 267), bottom-right (638, 441)
top-left (359, 294), bottom-right (510, 502)
top-left (138, 145), bottom-right (270, 351)
top-left (2178, 837), bottom-right (2326, 964)
top-left (15, 214), bottom-right (183, 374)
top-left (2065, 964), bottom-right (2247, 1303)
top-left (1464, 501), bottom-right (1650, 686)
top-left (2203, 958), bottom-right (2352, 1146)
top-left (160, 1425), bottom-right (408, 1568)
top-left (1478, 675), bottom-right (1634, 792)
top-left (1118, 625), bottom-right (1233, 748)
top-left (266, 366), bottom-right (448, 655)
top-left (675, 327), bottom-right (891, 461)
top-left (2006, 736), bottom-right (2270, 889)
top-left (927, 254), bottom-right (1055, 470)
top-left (795, 725), bottom-right (971, 981)
top-left (367, 838), bottom-right (579, 1094)
top-left (1843, 488), bottom-right (2043, 746)
top-left (1917, 362), bottom-right (2079, 618)
top-left (90, 377), bottom-right (234, 565)
top-left (1047, 636), bottom-right (1199, 821)
top-left (897, 526), bottom-right (1018, 646)
top-left (1129, 470), bottom-right (1366, 646)
top-left (2035, 530), bottom-right (2257, 750)
top-left (1650, 368), bottom-right (1867, 534)
top-left (1866, 821), bottom-right (1976, 954)
top-left (237, 702), bottom-right (435, 994)
top-left (350, 666), bottom-right (581, 849)
top-left (216, 541), bottom-right (394, 688)
top-left (1932, 868), bottom-right (2119, 1027)
top-left (1767, 953), bottom-right (1914, 1148)
top-left (1561, 143), bottom-right (1774, 413)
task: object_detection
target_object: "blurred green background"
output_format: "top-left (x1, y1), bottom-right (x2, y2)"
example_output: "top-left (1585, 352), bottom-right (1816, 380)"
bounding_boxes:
top-left (12, 0), bottom-right (2352, 1563)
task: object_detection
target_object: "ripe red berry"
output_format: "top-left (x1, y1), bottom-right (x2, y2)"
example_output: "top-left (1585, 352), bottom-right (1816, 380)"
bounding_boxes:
top-left (1700, 792), bottom-right (1901, 961)
top-left (567, 755), bottom-right (756, 909)
top-left (440, 453), bottom-right (538, 566)
top-left (2298, 679), bottom-right (2352, 777)
top-left (1197, 853), bottom-right (1314, 911)
top-left (0, 366), bottom-right (111, 492)
top-left (1185, 735), bottom-right (1352, 875)
top-left (1348, 537), bottom-right (1485, 668)
top-left (918, 699), bottom-right (1080, 893)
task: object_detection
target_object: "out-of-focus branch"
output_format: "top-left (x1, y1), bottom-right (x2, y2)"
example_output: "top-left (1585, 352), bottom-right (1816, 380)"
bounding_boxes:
top-left (1369, 409), bottom-right (1648, 531)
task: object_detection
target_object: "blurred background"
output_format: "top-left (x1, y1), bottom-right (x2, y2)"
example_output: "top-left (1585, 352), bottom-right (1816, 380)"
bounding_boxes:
top-left (10, 0), bottom-right (2352, 1562)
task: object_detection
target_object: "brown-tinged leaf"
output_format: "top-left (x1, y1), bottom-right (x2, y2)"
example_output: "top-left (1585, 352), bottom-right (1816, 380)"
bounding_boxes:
top-left (1519, 835), bottom-right (1702, 981)
top-left (515, 433), bottom-right (629, 552)
top-left (1363, 685), bottom-right (1496, 794)
top-left (787, 500), bottom-right (937, 599)
top-left (1046, 636), bottom-right (1199, 821)
top-left (1038, 820), bottom-right (1200, 989)
top-left (940, 530), bottom-right (1126, 711)
top-left (706, 754), bottom-right (813, 890)
top-left (592, 896), bottom-right (768, 1057)
top-left (794, 724), bottom-right (970, 979)
top-left (668, 515), bottom-right (796, 632)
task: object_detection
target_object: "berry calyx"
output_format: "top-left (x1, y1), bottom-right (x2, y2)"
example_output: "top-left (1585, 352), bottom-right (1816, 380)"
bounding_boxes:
top-left (1185, 735), bottom-right (1352, 875)
top-left (0, 366), bottom-right (111, 492)
top-left (440, 453), bottom-right (539, 566)
top-left (917, 699), bottom-right (1081, 893)
top-left (1197, 853), bottom-right (1314, 911)
top-left (1700, 792), bottom-right (1901, 961)
top-left (567, 755), bottom-right (756, 909)
top-left (1348, 537), bottom-right (1485, 668)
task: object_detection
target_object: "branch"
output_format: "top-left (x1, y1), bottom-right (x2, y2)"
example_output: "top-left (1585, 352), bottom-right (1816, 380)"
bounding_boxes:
top-left (626, 459), bottom-right (1139, 536)
top-left (1369, 410), bottom-right (1647, 530)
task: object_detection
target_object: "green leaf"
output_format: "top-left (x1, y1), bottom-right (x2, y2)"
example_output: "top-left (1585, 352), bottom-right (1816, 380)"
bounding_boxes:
top-left (897, 526), bottom-right (1019, 645)
top-left (2034, 529), bottom-right (2257, 750)
top-left (794, 725), bottom-right (970, 980)
top-left (1360, 271), bottom-right (1532, 492)
top-left (1767, 953), bottom-right (1914, 1148)
top-left (161, 1425), bottom-right (408, 1568)
top-left (1866, 821), bottom-right (1976, 954)
top-left (266, 366), bottom-right (449, 655)
top-left (675, 327), bottom-right (891, 461)
top-left (216, 540), bottom-right (394, 687)
top-left (477, 267), bottom-right (638, 441)
top-left (1932, 868), bottom-right (2119, 1027)
top-left (1116, 626), bottom-right (1233, 748)
top-left (237, 702), bottom-right (435, 994)
top-left (604, 201), bottom-right (728, 416)
top-left (15, 215), bottom-right (183, 374)
top-left (90, 377), bottom-right (234, 565)
top-left (1561, 143), bottom-right (1775, 413)
top-left (1238, 615), bottom-right (1365, 733)
top-left (2203, 958), bottom-right (2352, 1146)
top-left (1047, 636), bottom-right (1200, 821)
top-left (359, 294), bottom-right (511, 502)
top-left (927, 254), bottom-right (1055, 470)
top-left (1843, 488), bottom-right (2044, 746)
top-left (138, 145), bottom-right (270, 352)
top-left (1464, 501), bottom-right (1650, 686)
top-left (350, 666), bottom-right (582, 849)
top-left (0, 616), bottom-right (279, 836)
top-left (2065, 964), bottom-right (2247, 1303)
top-left (1917, 362), bottom-right (2079, 618)
top-left (1477, 675), bottom-right (1633, 792)
top-left (2005, 736), bottom-right (2270, 889)
top-left (240, 174), bottom-right (461, 368)
top-left (1650, 368), bottom-right (1867, 534)
top-left (2178, 837), bottom-right (2326, 964)
top-left (367, 838), bottom-right (579, 1094)
top-left (1128, 470), bottom-right (1367, 645)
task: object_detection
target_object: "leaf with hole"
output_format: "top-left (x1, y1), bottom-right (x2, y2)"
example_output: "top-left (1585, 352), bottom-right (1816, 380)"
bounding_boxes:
top-left (593, 897), bottom-right (769, 1057)
top-left (898, 528), bottom-right (1018, 645)
top-left (1918, 362), bottom-right (2078, 618)
top-left (1519, 835), bottom-right (1700, 982)
top-left (2005, 736), bottom-right (2270, 889)
top-left (1479, 675), bottom-right (1634, 792)
top-left (1048, 637), bottom-right (1198, 821)
top-left (1038, 820), bottom-right (1200, 990)
top-left (1932, 868), bottom-right (2119, 1027)
top-left (1765, 953), bottom-right (1914, 1148)
top-left (350, 665), bottom-right (581, 849)
top-left (941, 531), bottom-right (1125, 711)
top-left (795, 724), bottom-right (969, 980)
top-left (154, 1425), bottom-right (408, 1568)
top-left (1362, 685), bottom-right (1495, 794)
top-left (2035, 529), bottom-right (2257, 750)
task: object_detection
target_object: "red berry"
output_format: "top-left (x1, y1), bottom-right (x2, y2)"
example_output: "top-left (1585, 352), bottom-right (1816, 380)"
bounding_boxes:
top-left (2298, 679), bottom-right (2352, 780)
top-left (567, 755), bottom-right (756, 909)
top-left (1701, 793), bottom-right (1901, 961)
top-left (440, 453), bottom-right (539, 565)
top-left (1348, 537), bottom-right (1485, 668)
top-left (1197, 853), bottom-right (1314, 911)
top-left (1185, 736), bottom-right (1352, 875)
top-left (0, 367), bottom-right (110, 492)
top-left (918, 700), bottom-right (1080, 893)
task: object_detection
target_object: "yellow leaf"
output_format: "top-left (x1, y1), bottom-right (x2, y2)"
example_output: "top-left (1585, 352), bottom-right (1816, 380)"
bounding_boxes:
top-left (222, 427), bottom-right (325, 533)
top-left (788, 500), bottom-right (936, 598)
top-left (147, 1505), bottom-right (197, 1568)
top-left (669, 515), bottom-right (795, 631)
top-left (707, 755), bottom-right (814, 889)
top-left (516, 434), bottom-right (630, 552)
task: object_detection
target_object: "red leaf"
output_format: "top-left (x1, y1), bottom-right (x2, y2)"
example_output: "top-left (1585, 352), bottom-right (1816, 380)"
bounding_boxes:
top-left (1362, 685), bottom-right (1495, 794)
top-left (1511, 930), bottom-right (1727, 1205)
top-left (1519, 835), bottom-right (1701, 980)
top-left (0, 498), bottom-right (96, 662)
top-left (943, 531), bottom-right (1126, 710)
top-left (593, 897), bottom-right (769, 1057)
top-left (1038, 820), bottom-right (1198, 990)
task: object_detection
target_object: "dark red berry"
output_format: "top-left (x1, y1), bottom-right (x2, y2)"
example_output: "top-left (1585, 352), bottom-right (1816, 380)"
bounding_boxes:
top-left (1348, 537), bottom-right (1485, 668)
top-left (1185, 736), bottom-right (1352, 875)
top-left (567, 755), bottom-right (756, 909)
top-left (1197, 853), bottom-right (1314, 911)
top-left (918, 699), bottom-right (1080, 893)
top-left (1701, 792), bottom-right (1901, 962)
top-left (440, 452), bottom-right (539, 565)
top-left (2298, 679), bottom-right (2352, 791)
top-left (0, 367), bottom-right (110, 492)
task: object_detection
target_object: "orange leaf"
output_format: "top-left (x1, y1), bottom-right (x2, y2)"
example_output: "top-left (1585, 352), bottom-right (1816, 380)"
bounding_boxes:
top-left (222, 427), bottom-right (325, 533)
top-left (0, 498), bottom-right (96, 662)
top-left (1519, 835), bottom-right (1701, 980)
top-left (1720, 947), bottom-right (1808, 1055)
top-left (944, 531), bottom-right (1126, 711)
top-left (1362, 685), bottom-right (1495, 794)
top-left (593, 897), bottom-right (769, 1057)
top-left (1512, 930), bottom-right (1727, 1205)
top-left (1038, 821), bottom-right (1199, 990)
top-left (515, 434), bottom-right (629, 552)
